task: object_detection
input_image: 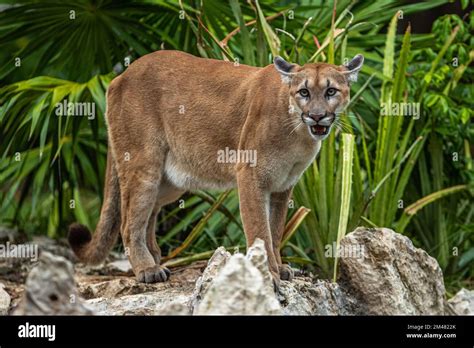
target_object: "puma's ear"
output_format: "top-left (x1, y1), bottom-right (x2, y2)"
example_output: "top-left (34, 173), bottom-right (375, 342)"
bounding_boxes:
top-left (274, 56), bottom-right (297, 84)
top-left (343, 54), bottom-right (364, 83)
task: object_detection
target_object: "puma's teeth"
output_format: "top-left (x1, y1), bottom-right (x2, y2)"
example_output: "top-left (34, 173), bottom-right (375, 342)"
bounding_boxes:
top-left (310, 125), bottom-right (329, 135)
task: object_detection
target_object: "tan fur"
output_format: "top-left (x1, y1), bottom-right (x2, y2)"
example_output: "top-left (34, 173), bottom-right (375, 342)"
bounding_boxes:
top-left (68, 50), bottom-right (363, 286)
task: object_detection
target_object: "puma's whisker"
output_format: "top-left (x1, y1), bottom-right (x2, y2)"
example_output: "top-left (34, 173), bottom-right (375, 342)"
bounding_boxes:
top-left (289, 122), bottom-right (304, 136)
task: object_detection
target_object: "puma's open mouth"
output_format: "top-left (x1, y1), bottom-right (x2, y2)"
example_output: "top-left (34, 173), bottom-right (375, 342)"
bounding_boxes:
top-left (310, 125), bottom-right (330, 136)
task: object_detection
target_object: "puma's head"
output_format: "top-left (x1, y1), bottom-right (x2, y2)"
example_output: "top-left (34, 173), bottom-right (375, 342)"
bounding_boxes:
top-left (274, 54), bottom-right (364, 140)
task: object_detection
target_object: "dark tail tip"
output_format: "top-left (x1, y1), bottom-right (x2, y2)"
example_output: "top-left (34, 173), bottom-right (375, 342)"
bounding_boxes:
top-left (68, 223), bottom-right (91, 257)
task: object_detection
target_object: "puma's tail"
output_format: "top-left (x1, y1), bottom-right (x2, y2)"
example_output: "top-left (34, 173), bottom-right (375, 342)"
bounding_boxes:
top-left (68, 149), bottom-right (121, 264)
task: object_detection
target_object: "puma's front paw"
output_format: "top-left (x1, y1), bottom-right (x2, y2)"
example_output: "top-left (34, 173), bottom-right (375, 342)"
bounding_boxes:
top-left (279, 264), bottom-right (294, 281)
top-left (136, 265), bottom-right (171, 283)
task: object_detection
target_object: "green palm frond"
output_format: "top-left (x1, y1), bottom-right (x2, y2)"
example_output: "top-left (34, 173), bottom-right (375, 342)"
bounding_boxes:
top-left (0, 74), bottom-right (111, 235)
top-left (0, 0), bottom-right (185, 82)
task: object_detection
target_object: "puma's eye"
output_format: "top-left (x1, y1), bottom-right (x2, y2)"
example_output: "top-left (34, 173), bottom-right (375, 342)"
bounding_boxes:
top-left (326, 88), bottom-right (338, 97)
top-left (298, 89), bottom-right (310, 98)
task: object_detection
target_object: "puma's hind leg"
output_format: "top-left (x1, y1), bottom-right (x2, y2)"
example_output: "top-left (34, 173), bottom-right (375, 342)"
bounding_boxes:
top-left (145, 204), bottom-right (169, 281)
top-left (118, 156), bottom-right (172, 284)
top-left (120, 174), bottom-right (169, 283)
top-left (145, 180), bottom-right (185, 280)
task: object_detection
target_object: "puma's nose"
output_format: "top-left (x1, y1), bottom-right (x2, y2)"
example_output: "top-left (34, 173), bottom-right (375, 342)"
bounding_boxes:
top-left (308, 113), bottom-right (326, 122)
top-left (307, 112), bottom-right (335, 126)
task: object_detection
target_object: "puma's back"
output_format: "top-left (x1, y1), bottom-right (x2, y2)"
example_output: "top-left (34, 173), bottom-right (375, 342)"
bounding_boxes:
top-left (109, 51), bottom-right (278, 190)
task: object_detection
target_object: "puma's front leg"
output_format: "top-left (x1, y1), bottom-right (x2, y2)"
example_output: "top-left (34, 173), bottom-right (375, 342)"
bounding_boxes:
top-left (237, 169), bottom-right (280, 288)
top-left (270, 187), bottom-right (294, 281)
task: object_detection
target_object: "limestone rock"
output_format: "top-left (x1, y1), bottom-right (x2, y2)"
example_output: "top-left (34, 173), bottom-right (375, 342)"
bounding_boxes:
top-left (338, 227), bottom-right (446, 315)
top-left (159, 302), bottom-right (191, 315)
top-left (447, 288), bottom-right (474, 315)
top-left (0, 282), bottom-right (11, 315)
top-left (246, 238), bottom-right (274, 290)
top-left (191, 246), bottom-right (231, 311)
top-left (279, 278), bottom-right (356, 315)
top-left (107, 259), bottom-right (133, 273)
top-left (32, 236), bottom-right (76, 262)
top-left (79, 265), bottom-right (201, 315)
top-left (86, 293), bottom-right (191, 315)
top-left (79, 278), bottom-right (159, 299)
top-left (3, 228), bottom-right (452, 316)
top-left (195, 253), bottom-right (281, 315)
top-left (14, 252), bottom-right (93, 315)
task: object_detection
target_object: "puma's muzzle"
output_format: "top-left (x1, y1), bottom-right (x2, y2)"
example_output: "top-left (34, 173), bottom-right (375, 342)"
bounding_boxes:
top-left (301, 112), bottom-right (335, 138)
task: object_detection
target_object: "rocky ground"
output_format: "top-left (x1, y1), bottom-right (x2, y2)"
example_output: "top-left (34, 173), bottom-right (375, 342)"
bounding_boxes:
top-left (0, 227), bottom-right (472, 315)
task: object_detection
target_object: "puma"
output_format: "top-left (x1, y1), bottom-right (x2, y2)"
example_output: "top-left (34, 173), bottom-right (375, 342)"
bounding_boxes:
top-left (68, 50), bottom-right (364, 287)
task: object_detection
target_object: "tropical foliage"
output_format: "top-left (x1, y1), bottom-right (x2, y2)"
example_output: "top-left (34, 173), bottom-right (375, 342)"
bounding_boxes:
top-left (0, 0), bottom-right (472, 292)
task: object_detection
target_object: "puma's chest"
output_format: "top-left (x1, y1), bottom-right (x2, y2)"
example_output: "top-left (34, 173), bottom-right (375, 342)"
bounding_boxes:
top-left (269, 140), bottom-right (321, 192)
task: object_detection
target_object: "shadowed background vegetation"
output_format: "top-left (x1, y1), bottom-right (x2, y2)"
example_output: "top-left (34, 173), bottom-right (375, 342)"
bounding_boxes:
top-left (0, 0), bottom-right (472, 293)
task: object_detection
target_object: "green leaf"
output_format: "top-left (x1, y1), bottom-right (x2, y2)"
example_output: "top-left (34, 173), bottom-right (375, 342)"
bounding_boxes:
top-left (229, 0), bottom-right (255, 66)
top-left (333, 133), bottom-right (354, 281)
top-left (255, 0), bottom-right (280, 58)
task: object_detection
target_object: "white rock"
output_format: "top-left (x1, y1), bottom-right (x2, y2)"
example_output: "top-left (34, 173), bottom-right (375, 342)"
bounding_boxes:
top-left (14, 252), bottom-right (93, 315)
top-left (338, 227), bottom-right (446, 315)
top-left (107, 259), bottom-right (132, 273)
top-left (246, 238), bottom-right (274, 291)
top-left (279, 278), bottom-right (355, 315)
top-left (191, 246), bottom-right (231, 311)
top-left (195, 254), bottom-right (281, 315)
top-left (447, 288), bottom-right (474, 315)
top-left (0, 283), bottom-right (11, 315)
top-left (8, 227), bottom-right (449, 316)
top-left (87, 293), bottom-right (191, 315)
